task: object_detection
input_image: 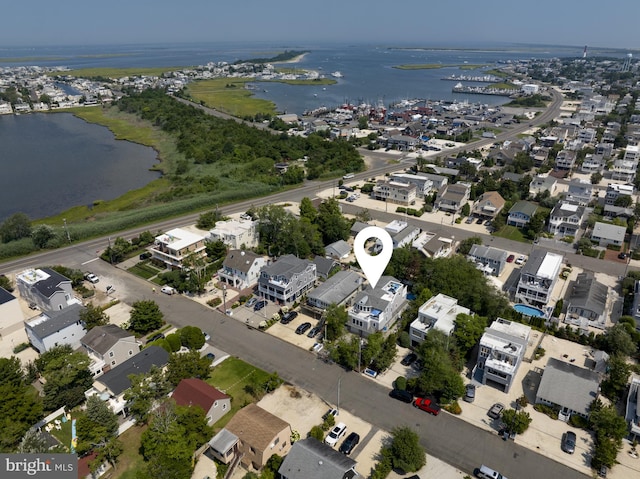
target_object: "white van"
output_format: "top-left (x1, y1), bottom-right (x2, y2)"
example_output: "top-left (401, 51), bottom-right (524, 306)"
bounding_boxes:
top-left (342, 173), bottom-right (354, 179)
top-left (476, 465), bottom-right (507, 479)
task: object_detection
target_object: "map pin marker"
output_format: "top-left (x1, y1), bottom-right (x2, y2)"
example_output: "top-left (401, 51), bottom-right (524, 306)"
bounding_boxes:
top-left (354, 226), bottom-right (393, 289)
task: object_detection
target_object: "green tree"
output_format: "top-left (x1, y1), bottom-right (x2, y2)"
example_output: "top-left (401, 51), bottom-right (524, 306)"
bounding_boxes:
top-left (31, 224), bottom-right (56, 249)
top-left (358, 116), bottom-right (369, 130)
top-left (196, 210), bottom-right (224, 230)
top-left (0, 274), bottom-right (13, 292)
top-left (325, 304), bottom-right (348, 341)
top-left (457, 236), bottom-right (482, 256)
top-left (461, 203), bottom-right (471, 217)
top-left (600, 354), bottom-right (631, 401)
top-left (614, 195), bottom-right (633, 207)
top-left (166, 350), bottom-right (212, 386)
top-left (205, 240), bottom-right (227, 261)
top-left (129, 300), bottom-right (164, 334)
top-left (389, 426), bottom-right (426, 473)
top-left (453, 314), bottom-right (488, 358)
top-left (124, 366), bottom-right (171, 424)
top-left (0, 212), bottom-right (32, 243)
top-left (315, 198), bottom-right (351, 244)
top-left (80, 303), bottom-right (109, 330)
top-left (309, 425), bottom-right (325, 441)
top-left (590, 405), bottom-right (628, 443)
top-left (599, 324), bottom-right (637, 357)
top-left (180, 326), bottom-right (206, 350)
top-left (501, 409), bottom-right (533, 434)
top-left (16, 429), bottom-right (50, 453)
top-left (75, 395), bottom-right (119, 454)
top-left (91, 437), bottom-right (124, 473)
top-left (282, 165), bottom-right (305, 185)
top-left (299, 197), bottom-right (317, 223)
top-left (182, 252), bottom-right (209, 295)
top-left (37, 346), bottom-right (92, 411)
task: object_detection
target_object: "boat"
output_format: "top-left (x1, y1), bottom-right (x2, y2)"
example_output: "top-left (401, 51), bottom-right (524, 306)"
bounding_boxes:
top-left (331, 71), bottom-right (343, 78)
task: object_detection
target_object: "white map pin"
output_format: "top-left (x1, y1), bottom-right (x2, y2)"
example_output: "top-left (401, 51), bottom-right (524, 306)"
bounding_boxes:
top-left (354, 226), bottom-right (393, 289)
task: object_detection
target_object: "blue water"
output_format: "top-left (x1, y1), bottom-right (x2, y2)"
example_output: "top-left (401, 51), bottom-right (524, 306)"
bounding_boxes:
top-left (513, 304), bottom-right (545, 317)
top-left (0, 41), bottom-right (616, 115)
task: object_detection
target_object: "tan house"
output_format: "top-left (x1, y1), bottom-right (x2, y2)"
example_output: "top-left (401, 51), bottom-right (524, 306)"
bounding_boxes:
top-left (151, 227), bottom-right (207, 269)
top-left (80, 324), bottom-right (140, 377)
top-left (472, 191), bottom-right (505, 220)
top-left (225, 403), bottom-right (291, 470)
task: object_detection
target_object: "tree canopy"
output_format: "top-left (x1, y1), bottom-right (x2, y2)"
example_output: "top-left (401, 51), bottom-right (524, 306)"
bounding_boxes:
top-left (129, 300), bottom-right (164, 334)
top-left (389, 426), bottom-right (426, 473)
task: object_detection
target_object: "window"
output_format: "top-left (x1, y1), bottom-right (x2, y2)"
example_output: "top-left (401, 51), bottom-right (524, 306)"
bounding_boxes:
top-left (111, 361), bottom-right (116, 366)
top-left (222, 403), bottom-right (227, 411)
top-left (109, 351), bottom-right (114, 358)
top-left (128, 350), bottom-right (133, 356)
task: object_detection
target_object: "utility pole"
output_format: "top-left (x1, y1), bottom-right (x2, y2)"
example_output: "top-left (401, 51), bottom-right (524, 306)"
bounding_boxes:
top-left (337, 376), bottom-right (342, 413)
top-left (63, 218), bottom-right (71, 243)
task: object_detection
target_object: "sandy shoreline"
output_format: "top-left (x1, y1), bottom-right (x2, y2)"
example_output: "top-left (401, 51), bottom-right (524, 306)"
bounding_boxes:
top-left (273, 52), bottom-right (308, 64)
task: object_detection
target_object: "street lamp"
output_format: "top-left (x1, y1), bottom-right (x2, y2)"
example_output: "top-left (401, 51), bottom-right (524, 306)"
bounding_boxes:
top-left (63, 218), bottom-right (71, 243)
top-left (222, 284), bottom-right (227, 315)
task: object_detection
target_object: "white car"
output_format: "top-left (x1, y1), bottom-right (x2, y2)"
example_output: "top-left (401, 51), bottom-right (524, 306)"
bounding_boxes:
top-left (515, 255), bottom-right (526, 265)
top-left (84, 272), bottom-right (99, 284)
top-left (324, 422), bottom-right (347, 447)
top-left (160, 286), bottom-right (176, 295)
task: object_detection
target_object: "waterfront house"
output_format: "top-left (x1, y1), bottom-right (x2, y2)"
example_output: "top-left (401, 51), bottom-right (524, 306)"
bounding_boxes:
top-left (152, 227), bottom-right (207, 270)
top-left (208, 218), bottom-right (260, 250)
top-left (475, 318), bottom-right (531, 393)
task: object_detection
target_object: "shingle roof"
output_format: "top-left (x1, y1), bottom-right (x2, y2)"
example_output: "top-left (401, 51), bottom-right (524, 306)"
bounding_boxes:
top-left (469, 245), bottom-right (508, 263)
top-left (81, 324), bottom-right (133, 354)
top-left (225, 403), bottom-right (290, 451)
top-left (0, 287), bottom-right (15, 305)
top-left (567, 272), bottom-right (608, 316)
top-left (261, 255), bottom-right (314, 280)
top-left (27, 303), bottom-right (84, 338)
top-left (172, 378), bottom-right (228, 412)
top-left (97, 346), bottom-right (169, 396)
top-left (34, 268), bottom-right (70, 298)
top-left (308, 271), bottom-right (363, 305)
top-left (313, 256), bottom-right (339, 277)
top-left (223, 250), bottom-right (263, 274)
top-left (325, 240), bottom-right (351, 259)
top-left (536, 358), bottom-right (600, 416)
top-left (278, 438), bottom-right (357, 479)
top-left (509, 200), bottom-right (538, 217)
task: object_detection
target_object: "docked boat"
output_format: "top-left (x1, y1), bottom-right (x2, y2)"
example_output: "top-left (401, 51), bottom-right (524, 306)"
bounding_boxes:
top-left (331, 71), bottom-right (343, 78)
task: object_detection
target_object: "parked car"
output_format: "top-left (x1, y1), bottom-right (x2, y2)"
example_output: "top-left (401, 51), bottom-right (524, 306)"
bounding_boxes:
top-left (476, 218), bottom-right (484, 225)
top-left (598, 465), bottom-right (607, 477)
top-left (139, 252), bottom-right (152, 260)
top-left (203, 332), bottom-right (211, 341)
top-left (506, 254), bottom-right (515, 263)
top-left (281, 311), bottom-right (298, 324)
top-left (487, 403), bottom-right (505, 420)
top-left (161, 285), bottom-right (176, 295)
top-left (618, 252), bottom-right (628, 260)
top-left (515, 255), bottom-right (526, 265)
top-left (245, 297), bottom-right (258, 308)
top-left (205, 352), bottom-right (216, 361)
top-left (322, 408), bottom-right (338, 421)
top-left (561, 431), bottom-right (576, 454)
top-left (254, 300), bottom-right (268, 311)
top-left (401, 352), bottom-right (418, 366)
top-left (389, 389), bottom-right (413, 403)
top-left (295, 322), bottom-right (312, 335)
top-left (147, 333), bottom-right (165, 343)
top-left (464, 384), bottom-right (476, 403)
top-left (465, 216), bottom-right (474, 224)
top-left (325, 422), bottom-right (347, 447)
top-left (84, 272), bottom-right (99, 283)
top-left (414, 397), bottom-right (441, 415)
top-left (476, 464), bottom-right (508, 479)
top-left (339, 432), bottom-right (360, 455)
top-left (498, 426), bottom-right (516, 441)
top-left (307, 326), bottom-right (321, 338)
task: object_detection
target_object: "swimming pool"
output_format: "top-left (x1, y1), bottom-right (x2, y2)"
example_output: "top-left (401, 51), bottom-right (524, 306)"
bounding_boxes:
top-left (513, 304), bottom-right (546, 317)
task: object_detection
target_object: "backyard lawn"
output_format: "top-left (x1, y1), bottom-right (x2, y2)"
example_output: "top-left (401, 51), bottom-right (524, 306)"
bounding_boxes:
top-left (493, 225), bottom-right (528, 242)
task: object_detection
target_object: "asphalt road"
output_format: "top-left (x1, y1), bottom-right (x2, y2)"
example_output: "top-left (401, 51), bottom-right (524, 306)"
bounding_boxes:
top-left (0, 86), bottom-right (591, 478)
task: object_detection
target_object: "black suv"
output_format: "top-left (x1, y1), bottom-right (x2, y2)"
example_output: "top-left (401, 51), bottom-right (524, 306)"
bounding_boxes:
top-left (389, 389), bottom-right (413, 403)
top-left (281, 311), bottom-right (298, 324)
top-left (339, 432), bottom-right (360, 455)
top-left (295, 322), bottom-right (311, 335)
top-left (401, 353), bottom-right (417, 366)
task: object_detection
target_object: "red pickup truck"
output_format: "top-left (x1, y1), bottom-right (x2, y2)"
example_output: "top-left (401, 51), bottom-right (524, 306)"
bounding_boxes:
top-left (414, 397), bottom-right (441, 416)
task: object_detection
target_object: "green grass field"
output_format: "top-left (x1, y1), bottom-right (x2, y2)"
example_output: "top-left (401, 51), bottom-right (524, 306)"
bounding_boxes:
top-left (111, 425), bottom-right (146, 479)
top-left (51, 66), bottom-right (189, 79)
top-left (187, 78), bottom-right (278, 117)
top-left (493, 225), bottom-right (528, 242)
top-left (127, 262), bottom-right (162, 280)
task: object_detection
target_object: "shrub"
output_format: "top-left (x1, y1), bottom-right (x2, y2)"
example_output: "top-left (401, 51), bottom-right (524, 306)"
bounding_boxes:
top-left (534, 347), bottom-right (546, 360)
top-left (207, 297), bottom-right (222, 307)
top-left (533, 403), bottom-right (558, 419)
top-left (322, 415), bottom-right (335, 431)
top-left (569, 414), bottom-right (590, 429)
top-left (396, 207), bottom-right (407, 214)
top-left (444, 401), bottom-right (462, 415)
top-left (397, 331), bottom-right (410, 348)
top-left (517, 395), bottom-right (528, 408)
top-left (308, 425), bottom-right (325, 441)
top-left (13, 342), bottom-right (30, 354)
top-left (165, 333), bottom-right (182, 352)
top-left (394, 376), bottom-right (407, 390)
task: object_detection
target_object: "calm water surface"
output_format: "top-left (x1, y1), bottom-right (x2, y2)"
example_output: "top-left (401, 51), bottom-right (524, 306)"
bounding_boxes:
top-left (0, 113), bottom-right (160, 222)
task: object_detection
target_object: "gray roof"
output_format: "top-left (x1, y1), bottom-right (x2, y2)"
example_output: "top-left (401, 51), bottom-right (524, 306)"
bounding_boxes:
top-left (278, 438), bottom-right (357, 479)
top-left (34, 268), bottom-right (71, 298)
top-left (325, 240), bottom-right (351, 259)
top-left (350, 222), bottom-right (370, 236)
top-left (509, 201), bottom-right (538, 217)
top-left (468, 245), bottom-right (508, 263)
top-left (520, 248), bottom-right (548, 276)
top-left (97, 345), bottom-right (169, 396)
top-left (308, 271), bottom-right (363, 306)
top-left (27, 303), bottom-right (84, 338)
top-left (592, 222), bottom-right (626, 242)
top-left (550, 202), bottom-right (584, 219)
top-left (261, 254), bottom-right (314, 280)
top-left (313, 256), bottom-right (339, 278)
top-left (567, 272), bottom-right (608, 316)
top-left (502, 172), bottom-right (524, 182)
top-left (392, 224), bottom-right (421, 244)
top-left (223, 249), bottom-right (263, 274)
top-left (353, 276), bottom-right (401, 311)
top-left (81, 324), bottom-right (134, 355)
top-left (208, 428), bottom-right (238, 455)
top-left (603, 204), bottom-right (634, 217)
top-left (0, 287), bottom-right (15, 305)
top-left (536, 358), bottom-right (600, 416)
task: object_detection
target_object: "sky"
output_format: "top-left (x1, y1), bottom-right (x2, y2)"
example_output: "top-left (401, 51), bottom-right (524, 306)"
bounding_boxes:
top-left (2, 0), bottom-right (639, 50)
